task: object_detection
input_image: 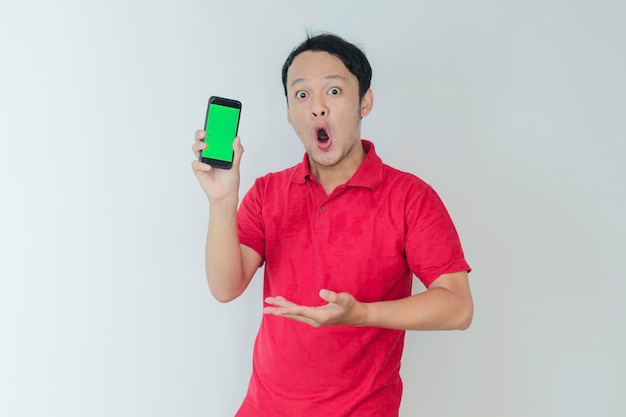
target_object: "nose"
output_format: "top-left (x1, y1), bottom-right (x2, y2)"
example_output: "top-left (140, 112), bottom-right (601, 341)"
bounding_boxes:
top-left (311, 96), bottom-right (328, 118)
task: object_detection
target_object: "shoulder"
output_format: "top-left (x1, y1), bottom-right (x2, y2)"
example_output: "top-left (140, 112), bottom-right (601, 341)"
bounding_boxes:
top-left (244, 162), bottom-right (305, 202)
top-left (361, 139), bottom-right (431, 195)
top-left (376, 163), bottom-right (451, 223)
top-left (253, 162), bottom-right (302, 188)
top-left (380, 162), bottom-right (432, 196)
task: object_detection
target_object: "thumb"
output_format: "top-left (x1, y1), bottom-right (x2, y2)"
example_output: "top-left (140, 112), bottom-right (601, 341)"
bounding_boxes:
top-left (319, 289), bottom-right (340, 304)
top-left (232, 136), bottom-right (244, 170)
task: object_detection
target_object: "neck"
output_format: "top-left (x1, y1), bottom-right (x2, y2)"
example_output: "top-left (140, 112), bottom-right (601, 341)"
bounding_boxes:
top-left (310, 141), bottom-right (366, 195)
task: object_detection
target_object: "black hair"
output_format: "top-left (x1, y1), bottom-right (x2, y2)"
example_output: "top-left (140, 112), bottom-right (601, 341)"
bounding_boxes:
top-left (281, 33), bottom-right (372, 100)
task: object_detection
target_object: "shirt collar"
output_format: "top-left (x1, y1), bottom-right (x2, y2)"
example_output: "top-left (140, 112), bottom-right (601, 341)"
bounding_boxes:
top-left (290, 140), bottom-right (383, 191)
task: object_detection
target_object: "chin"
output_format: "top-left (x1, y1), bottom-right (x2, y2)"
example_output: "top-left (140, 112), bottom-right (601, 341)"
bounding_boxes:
top-left (311, 152), bottom-right (342, 168)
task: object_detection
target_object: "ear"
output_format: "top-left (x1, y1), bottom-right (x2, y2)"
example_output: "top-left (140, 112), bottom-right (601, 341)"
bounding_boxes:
top-left (360, 88), bottom-right (374, 118)
top-left (286, 100), bottom-right (292, 125)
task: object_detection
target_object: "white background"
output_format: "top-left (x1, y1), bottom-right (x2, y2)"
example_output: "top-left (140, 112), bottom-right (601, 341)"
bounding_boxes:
top-left (1, 1), bottom-right (625, 416)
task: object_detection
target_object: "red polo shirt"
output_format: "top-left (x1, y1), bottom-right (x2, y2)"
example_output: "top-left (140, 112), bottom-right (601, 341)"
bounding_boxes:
top-left (236, 140), bottom-right (470, 417)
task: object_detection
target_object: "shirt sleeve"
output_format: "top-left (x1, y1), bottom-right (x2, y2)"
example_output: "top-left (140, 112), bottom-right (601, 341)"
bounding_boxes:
top-left (405, 185), bottom-right (471, 287)
top-left (237, 177), bottom-right (266, 262)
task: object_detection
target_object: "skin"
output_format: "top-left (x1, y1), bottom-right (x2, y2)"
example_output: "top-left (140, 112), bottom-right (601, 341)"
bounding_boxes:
top-left (191, 134), bottom-right (261, 302)
top-left (285, 50), bottom-right (373, 194)
top-left (191, 50), bottom-right (473, 330)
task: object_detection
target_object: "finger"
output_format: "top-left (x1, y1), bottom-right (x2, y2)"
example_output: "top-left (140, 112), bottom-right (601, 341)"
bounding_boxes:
top-left (264, 306), bottom-right (297, 316)
top-left (282, 314), bottom-right (322, 328)
top-left (263, 306), bottom-right (291, 315)
top-left (265, 296), bottom-right (296, 307)
top-left (263, 307), bottom-right (322, 327)
top-left (192, 141), bottom-right (207, 156)
top-left (195, 129), bottom-right (206, 142)
top-left (319, 289), bottom-right (339, 303)
top-left (191, 160), bottom-right (212, 173)
top-left (232, 136), bottom-right (244, 170)
top-left (268, 311), bottom-right (321, 328)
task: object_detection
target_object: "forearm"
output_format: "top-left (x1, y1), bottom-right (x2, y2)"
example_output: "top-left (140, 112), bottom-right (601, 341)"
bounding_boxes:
top-left (205, 200), bottom-right (246, 302)
top-left (361, 285), bottom-right (473, 331)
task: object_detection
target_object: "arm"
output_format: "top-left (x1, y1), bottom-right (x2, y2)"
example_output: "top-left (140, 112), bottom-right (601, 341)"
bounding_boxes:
top-left (205, 202), bottom-right (262, 302)
top-left (192, 131), bottom-right (262, 302)
top-left (264, 271), bottom-right (472, 330)
top-left (362, 271), bottom-right (473, 330)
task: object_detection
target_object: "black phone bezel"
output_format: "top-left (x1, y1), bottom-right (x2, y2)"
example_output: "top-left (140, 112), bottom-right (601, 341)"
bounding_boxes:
top-left (199, 96), bottom-right (242, 169)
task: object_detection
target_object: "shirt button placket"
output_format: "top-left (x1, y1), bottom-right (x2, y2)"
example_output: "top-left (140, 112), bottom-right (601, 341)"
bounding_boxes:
top-left (314, 204), bottom-right (327, 231)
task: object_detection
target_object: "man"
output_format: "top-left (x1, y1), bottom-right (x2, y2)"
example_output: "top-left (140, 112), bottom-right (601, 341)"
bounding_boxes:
top-left (192, 33), bottom-right (473, 417)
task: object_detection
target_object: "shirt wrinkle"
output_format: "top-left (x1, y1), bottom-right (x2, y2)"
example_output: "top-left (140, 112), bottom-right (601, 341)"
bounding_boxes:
top-left (235, 138), bottom-right (470, 417)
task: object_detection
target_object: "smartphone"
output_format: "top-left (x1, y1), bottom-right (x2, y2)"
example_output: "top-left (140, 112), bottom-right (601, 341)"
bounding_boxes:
top-left (199, 96), bottom-right (242, 169)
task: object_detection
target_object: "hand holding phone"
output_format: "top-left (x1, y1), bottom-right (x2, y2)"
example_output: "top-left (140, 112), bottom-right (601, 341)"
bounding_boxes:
top-left (200, 96), bottom-right (242, 169)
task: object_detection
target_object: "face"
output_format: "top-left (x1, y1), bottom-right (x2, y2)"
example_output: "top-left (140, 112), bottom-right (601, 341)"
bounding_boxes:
top-left (285, 51), bottom-right (373, 172)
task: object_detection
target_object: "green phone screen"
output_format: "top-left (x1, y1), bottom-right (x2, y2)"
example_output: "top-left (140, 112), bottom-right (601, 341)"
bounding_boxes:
top-left (202, 104), bottom-right (240, 162)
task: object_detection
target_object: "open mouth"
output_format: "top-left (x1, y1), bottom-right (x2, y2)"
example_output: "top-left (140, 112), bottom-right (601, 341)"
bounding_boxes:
top-left (316, 126), bottom-right (330, 143)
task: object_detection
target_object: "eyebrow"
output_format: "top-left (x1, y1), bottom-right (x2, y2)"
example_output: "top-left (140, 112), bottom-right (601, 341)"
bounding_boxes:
top-left (290, 74), bottom-right (347, 88)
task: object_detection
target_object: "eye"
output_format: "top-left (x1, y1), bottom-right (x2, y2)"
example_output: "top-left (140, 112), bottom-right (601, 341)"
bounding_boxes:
top-left (327, 87), bottom-right (341, 95)
top-left (295, 90), bottom-right (308, 99)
